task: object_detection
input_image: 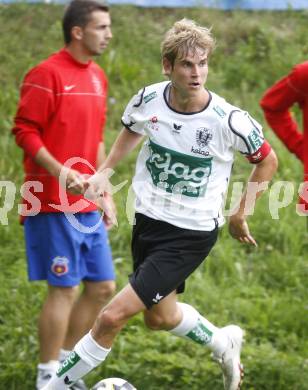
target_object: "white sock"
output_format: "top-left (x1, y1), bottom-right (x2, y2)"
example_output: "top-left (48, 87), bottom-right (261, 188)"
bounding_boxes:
top-left (42, 331), bottom-right (111, 389)
top-left (37, 360), bottom-right (59, 371)
top-left (169, 302), bottom-right (229, 356)
top-left (59, 348), bottom-right (71, 363)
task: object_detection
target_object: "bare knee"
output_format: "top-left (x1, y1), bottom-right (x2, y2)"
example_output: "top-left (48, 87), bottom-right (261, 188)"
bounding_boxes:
top-left (144, 312), bottom-right (178, 331)
top-left (94, 306), bottom-right (127, 334)
top-left (99, 281), bottom-right (116, 301)
top-left (47, 285), bottom-right (79, 305)
top-left (84, 281), bottom-right (116, 305)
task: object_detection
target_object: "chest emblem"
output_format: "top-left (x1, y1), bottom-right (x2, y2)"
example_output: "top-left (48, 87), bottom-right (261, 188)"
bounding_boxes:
top-left (196, 127), bottom-right (213, 148)
top-left (91, 75), bottom-right (103, 95)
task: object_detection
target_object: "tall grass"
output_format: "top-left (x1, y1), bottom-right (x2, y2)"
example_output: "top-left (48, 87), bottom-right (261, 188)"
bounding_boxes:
top-left (0, 4), bottom-right (307, 389)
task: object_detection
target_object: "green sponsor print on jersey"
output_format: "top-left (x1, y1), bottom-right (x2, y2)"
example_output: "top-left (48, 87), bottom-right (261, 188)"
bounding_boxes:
top-left (248, 129), bottom-right (263, 152)
top-left (146, 140), bottom-right (212, 197)
top-left (144, 91), bottom-right (157, 103)
top-left (56, 351), bottom-right (81, 378)
top-left (213, 105), bottom-right (226, 118)
top-left (186, 319), bottom-right (213, 345)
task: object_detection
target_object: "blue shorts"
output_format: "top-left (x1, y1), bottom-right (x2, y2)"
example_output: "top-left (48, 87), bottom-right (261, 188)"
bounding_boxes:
top-left (24, 212), bottom-right (115, 287)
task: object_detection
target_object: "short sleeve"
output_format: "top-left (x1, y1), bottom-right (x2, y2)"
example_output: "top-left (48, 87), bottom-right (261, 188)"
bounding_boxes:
top-left (228, 110), bottom-right (265, 155)
top-left (121, 88), bottom-right (146, 135)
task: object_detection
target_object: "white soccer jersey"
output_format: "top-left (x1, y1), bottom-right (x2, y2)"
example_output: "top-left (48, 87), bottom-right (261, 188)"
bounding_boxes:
top-left (122, 81), bottom-right (266, 231)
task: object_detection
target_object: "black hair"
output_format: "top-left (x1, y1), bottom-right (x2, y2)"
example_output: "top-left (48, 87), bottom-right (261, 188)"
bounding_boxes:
top-left (62, 0), bottom-right (109, 44)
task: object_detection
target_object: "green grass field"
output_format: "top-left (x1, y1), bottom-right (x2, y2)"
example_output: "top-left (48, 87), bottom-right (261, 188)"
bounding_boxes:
top-left (0, 3), bottom-right (307, 389)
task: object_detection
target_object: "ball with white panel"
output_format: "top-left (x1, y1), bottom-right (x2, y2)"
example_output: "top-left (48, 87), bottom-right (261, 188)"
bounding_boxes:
top-left (91, 377), bottom-right (137, 390)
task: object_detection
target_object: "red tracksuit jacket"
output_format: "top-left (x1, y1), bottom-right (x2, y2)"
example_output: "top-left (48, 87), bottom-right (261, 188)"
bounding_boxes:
top-left (260, 61), bottom-right (308, 212)
top-left (12, 49), bottom-right (108, 214)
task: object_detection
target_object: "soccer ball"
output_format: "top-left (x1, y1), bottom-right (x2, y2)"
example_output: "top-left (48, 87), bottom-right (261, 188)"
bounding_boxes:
top-left (91, 377), bottom-right (137, 390)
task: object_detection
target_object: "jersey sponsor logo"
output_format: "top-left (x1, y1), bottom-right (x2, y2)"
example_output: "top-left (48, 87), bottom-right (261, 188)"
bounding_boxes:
top-left (196, 127), bottom-right (213, 148)
top-left (213, 105), bottom-right (226, 118)
top-left (64, 85), bottom-right (75, 91)
top-left (51, 256), bottom-right (69, 276)
top-left (152, 293), bottom-right (163, 303)
top-left (247, 129), bottom-right (263, 152)
top-left (191, 147), bottom-right (210, 156)
top-left (146, 140), bottom-right (213, 197)
top-left (144, 91), bottom-right (157, 103)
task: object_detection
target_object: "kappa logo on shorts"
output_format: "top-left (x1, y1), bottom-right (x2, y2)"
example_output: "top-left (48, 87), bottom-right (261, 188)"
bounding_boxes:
top-left (51, 256), bottom-right (69, 276)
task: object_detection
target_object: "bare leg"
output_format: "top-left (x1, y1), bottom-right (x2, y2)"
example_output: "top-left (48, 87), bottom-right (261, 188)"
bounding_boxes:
top-left (39, 285), bottom-right (79, 362)
top-left (43, 284), bottom-right (146, 389)
top-left (143, 290), bottom-right (182, 330)
top-left (63, 280), bottom-right (116, 350)
top-left (92, 283), bottom-right (146, 347)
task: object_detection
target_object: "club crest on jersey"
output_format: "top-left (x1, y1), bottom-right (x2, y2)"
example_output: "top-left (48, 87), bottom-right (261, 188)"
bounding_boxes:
top-left (196, 127), bottom-right (213, 148)
top-left (51, 256), bottom-right (69, 276)
top-left (91, 75), bottom-right (103, 95)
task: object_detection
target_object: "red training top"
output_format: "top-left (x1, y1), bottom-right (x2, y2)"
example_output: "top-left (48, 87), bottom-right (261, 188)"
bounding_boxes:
top-left (12, 48), bottom-right (108, 215)
top-left (260, 61), bottom-right (308, 212)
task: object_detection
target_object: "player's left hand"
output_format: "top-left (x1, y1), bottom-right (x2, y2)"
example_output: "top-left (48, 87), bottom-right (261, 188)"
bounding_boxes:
top-left (228, 214), bottom-right (257, 246)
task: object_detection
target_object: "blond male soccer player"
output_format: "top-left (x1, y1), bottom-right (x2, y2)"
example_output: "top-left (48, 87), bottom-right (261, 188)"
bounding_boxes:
top-left (44, 19), bottom-right (278, 390)
top-left (12, 1), bottom-right (116, 389)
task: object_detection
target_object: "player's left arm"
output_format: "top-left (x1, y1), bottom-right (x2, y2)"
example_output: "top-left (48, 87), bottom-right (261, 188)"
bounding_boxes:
top-left (227, 109), bottom-right (278, 245)
top-left (228, 149), bottom-right (278, 245)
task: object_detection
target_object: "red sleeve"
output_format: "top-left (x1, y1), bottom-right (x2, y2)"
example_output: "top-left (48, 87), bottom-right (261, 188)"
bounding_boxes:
top-left (12, 65), bottom-right (56, 158)
top-left (260, 64), bottom-right (308, 162)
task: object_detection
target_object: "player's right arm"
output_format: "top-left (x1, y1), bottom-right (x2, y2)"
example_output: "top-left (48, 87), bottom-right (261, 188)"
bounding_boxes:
top-left (260, 63), bottom-right (308, 162)
top-left (98, 127), bottom-right (144, 171)
top-left (86, 89), bottom-right (146, 197)
top-left (85, 127), bottom-right (143, 198)
top-left (84, 127), bottom-right (143, 222)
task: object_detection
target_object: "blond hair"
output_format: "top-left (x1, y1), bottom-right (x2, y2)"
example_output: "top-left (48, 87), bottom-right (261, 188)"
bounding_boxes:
top-left (161, 19), bottom-right (215, 65)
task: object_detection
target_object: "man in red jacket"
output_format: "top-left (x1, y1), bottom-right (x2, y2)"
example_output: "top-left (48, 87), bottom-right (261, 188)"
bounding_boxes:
top-left (12, 1), bottom-right (115, 389)
top-left (260, 62), bottom-right (308, 215)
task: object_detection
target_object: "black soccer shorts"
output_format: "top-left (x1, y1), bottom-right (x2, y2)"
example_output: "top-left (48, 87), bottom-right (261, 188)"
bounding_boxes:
top-left (129, 213), bottom-right (218, 309)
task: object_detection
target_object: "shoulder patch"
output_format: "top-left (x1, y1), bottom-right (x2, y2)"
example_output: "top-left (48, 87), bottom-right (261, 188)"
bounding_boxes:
top-left (144, 91), bottom-right (157, 104)
top-left (212, 105), bottom-right (226, 118)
